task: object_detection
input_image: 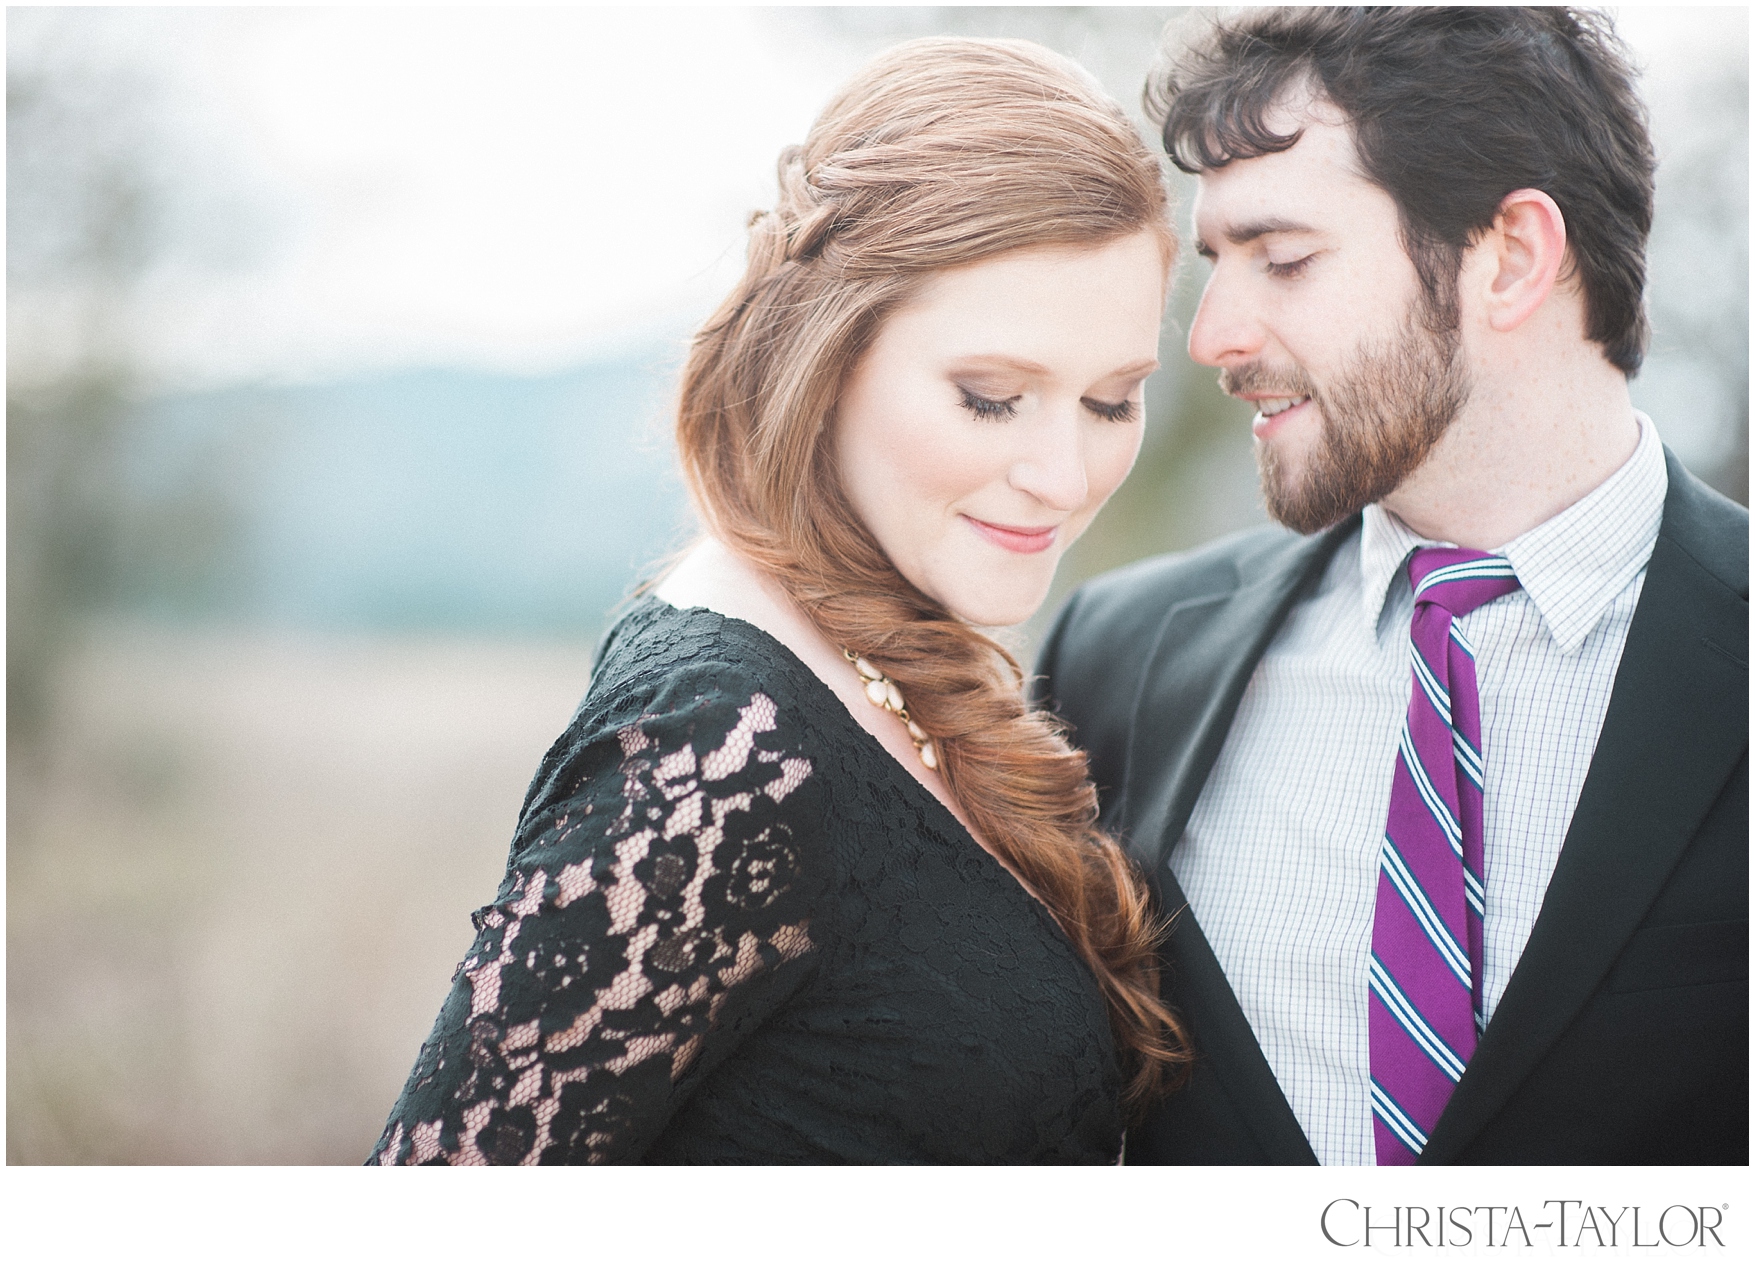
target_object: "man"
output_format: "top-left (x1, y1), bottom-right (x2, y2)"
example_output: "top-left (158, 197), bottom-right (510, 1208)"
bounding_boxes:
top-left (1037, 7), bottom-right (1746, 1164)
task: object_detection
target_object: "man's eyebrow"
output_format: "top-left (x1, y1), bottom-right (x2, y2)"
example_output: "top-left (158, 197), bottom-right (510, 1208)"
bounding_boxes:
top-left (1201, 217), bottom-right (1320, 249)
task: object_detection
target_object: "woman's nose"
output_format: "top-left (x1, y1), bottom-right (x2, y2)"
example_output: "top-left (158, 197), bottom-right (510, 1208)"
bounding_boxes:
top-left (1007, 414), bottom-right (1090, 512)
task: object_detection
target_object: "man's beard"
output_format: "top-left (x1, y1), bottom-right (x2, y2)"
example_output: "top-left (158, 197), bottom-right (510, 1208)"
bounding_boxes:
top-left (1223, 296), bottom-right (1470, 535)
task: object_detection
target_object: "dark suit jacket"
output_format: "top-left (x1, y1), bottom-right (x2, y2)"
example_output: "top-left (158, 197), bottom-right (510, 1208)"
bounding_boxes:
top-left (1036, 448), bottom-right (1748, 1164)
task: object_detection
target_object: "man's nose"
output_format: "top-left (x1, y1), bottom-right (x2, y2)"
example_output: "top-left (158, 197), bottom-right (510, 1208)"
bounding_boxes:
top-left (1186, 268), bottom-right (1266, 368)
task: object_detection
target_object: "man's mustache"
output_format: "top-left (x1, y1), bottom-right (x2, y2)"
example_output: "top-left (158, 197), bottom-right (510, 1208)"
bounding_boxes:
top-left (1218, 363), bottom-right (1318, 401)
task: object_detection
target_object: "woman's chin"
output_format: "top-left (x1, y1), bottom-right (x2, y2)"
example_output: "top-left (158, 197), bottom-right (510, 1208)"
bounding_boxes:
top-left (907, 546), bottom-right (1066, 628)
top-left (942, 581), bottom-right (1055, 629)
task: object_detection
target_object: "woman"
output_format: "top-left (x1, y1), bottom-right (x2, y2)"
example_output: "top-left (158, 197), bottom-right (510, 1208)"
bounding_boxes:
top-left (370, 36), bottom-right (1186, 1165)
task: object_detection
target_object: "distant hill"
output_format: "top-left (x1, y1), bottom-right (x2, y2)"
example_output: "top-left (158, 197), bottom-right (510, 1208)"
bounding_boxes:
top-left (107, 334), bottom-right (1749, 646)
top-left (122, 349), bottom-right (696, 637)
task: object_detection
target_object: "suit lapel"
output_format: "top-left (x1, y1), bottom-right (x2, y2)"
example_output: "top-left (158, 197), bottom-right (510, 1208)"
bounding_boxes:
top-left (1423, 462), bottom-right (1749, 1163)
top-left (1123, 521), bottom-right (1351, 1165)
top-left (1123, 522), bottom-right (1353, 875)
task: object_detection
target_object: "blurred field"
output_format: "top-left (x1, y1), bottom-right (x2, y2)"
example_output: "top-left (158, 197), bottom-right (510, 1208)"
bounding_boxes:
top-left (7, 625), bottom-right (594, 1164)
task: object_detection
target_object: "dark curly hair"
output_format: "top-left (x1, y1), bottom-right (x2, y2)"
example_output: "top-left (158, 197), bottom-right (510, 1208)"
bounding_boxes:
top-left (1149, 6), bottom-right (1656, 373)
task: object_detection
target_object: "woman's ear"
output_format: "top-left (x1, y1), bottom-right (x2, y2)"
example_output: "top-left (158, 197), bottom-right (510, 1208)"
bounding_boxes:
top-left (1479, 188), bottom-right (1568, 333)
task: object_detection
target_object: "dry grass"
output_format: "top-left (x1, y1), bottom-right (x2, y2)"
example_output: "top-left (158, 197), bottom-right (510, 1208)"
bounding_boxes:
top-left (7, 623), bottom-right (596, 1164)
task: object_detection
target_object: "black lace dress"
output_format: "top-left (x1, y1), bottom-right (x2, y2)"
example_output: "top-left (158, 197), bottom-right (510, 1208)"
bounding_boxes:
top-left (368, 597), bottom-right (1122, 1164)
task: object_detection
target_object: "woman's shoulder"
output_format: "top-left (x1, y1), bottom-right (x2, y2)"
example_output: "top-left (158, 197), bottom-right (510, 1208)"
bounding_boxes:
top-left (512, 594), bottom-right (841, 874)
top-left (586, 593), bottom-right (822, 714)
top-left (372, 605), bottom-right (842, 1165)
top-left (563, 595), bottom-right (841, 766)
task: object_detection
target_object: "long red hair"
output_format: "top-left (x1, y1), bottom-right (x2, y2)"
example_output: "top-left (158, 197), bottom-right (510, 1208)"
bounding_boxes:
top-left (673, 37), bottom-right (1188, 1107)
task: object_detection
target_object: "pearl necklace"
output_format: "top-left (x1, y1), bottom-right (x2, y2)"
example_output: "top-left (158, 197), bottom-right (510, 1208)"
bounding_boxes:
top-left (842, 648), bottom-right (938, 770)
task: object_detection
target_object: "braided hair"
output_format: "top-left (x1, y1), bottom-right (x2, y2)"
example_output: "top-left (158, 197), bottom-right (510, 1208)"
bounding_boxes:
top-left (674, 37), bottom-right (1190, 1109)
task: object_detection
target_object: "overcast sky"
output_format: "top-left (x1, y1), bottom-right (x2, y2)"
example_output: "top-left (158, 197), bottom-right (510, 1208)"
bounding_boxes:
top-left (8, 5), bottom-right (1746, 392)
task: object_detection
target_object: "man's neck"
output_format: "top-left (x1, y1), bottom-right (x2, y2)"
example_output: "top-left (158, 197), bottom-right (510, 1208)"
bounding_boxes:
top-left (1381, 349), bottom-right (1640, 551)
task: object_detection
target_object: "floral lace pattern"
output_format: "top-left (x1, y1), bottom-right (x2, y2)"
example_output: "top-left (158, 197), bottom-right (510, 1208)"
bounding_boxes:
top-left (370, 599), bottom-right (1123, 1164)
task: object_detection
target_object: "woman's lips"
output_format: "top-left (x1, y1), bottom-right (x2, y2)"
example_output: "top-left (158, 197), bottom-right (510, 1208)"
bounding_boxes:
top-left (1250, 396), bottom-right (1314, 440)
top-left (964, 515), bottom-right (1058, 554)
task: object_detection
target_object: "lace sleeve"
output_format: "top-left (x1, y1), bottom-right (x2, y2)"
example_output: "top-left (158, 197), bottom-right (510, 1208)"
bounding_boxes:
top-left (369, 678), bottom-right (826, 1164)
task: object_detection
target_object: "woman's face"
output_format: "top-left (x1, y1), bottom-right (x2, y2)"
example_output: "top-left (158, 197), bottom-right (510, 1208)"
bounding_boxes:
top-left (834, 230), bottom-right (1167, 627)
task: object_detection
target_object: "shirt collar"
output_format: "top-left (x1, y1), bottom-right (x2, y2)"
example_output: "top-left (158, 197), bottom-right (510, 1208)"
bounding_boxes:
top-left (1358, 413), bottom-right (1668, 651)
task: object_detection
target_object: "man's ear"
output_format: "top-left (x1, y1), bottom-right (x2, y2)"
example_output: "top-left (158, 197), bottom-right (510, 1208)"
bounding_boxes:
top-left (1481, 188), bottom-right (1567, 333)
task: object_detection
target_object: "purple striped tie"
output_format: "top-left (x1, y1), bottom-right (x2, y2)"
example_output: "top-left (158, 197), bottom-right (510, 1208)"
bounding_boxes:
top-left (1370, 547), bottom-right (1520, 1164)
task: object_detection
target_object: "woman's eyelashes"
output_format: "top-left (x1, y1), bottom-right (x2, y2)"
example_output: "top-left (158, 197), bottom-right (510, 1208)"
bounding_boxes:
top-left (957, 386), bottom-right (1139, 424)
top-left (1082, 397), bottom-right (1138, 423)
top-left (958, 386), bottom-right (1021, 420)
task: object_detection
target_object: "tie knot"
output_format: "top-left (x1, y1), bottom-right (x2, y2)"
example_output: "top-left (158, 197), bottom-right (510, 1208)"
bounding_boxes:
top-left (1408, 547), bottom-right (1521, 618)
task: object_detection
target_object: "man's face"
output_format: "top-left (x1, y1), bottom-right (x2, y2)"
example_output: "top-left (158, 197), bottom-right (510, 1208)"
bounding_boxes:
top-left (1188, 101), bottom-right (1470, 533)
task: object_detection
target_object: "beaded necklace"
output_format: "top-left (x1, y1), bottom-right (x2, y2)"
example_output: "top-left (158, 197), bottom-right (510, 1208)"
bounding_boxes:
top-left (842, 648), bottom-right (937, 770)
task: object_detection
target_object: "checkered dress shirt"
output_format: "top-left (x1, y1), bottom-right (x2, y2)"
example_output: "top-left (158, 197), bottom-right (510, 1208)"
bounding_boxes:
top-left (1169, 414), bottom-right (1669, 1165)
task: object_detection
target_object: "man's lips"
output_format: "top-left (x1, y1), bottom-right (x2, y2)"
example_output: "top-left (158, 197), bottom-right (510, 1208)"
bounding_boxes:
top-left (1244, 394), bottom-right (1314, 440)
top-left (963, 515), bottom-right (1059, 554)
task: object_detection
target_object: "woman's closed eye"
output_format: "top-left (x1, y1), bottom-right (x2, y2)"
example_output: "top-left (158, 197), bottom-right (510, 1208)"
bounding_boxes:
top-left (1082, 397), bottom-right (1138, 424)
top-left (958, 386), bottom-right (1021, 420)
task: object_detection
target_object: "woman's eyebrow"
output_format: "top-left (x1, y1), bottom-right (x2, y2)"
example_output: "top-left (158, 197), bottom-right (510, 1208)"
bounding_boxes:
top-left (949, 355), bottom-right (1159, 379)
top-left (946, 353), bottom-right (1051, 376)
